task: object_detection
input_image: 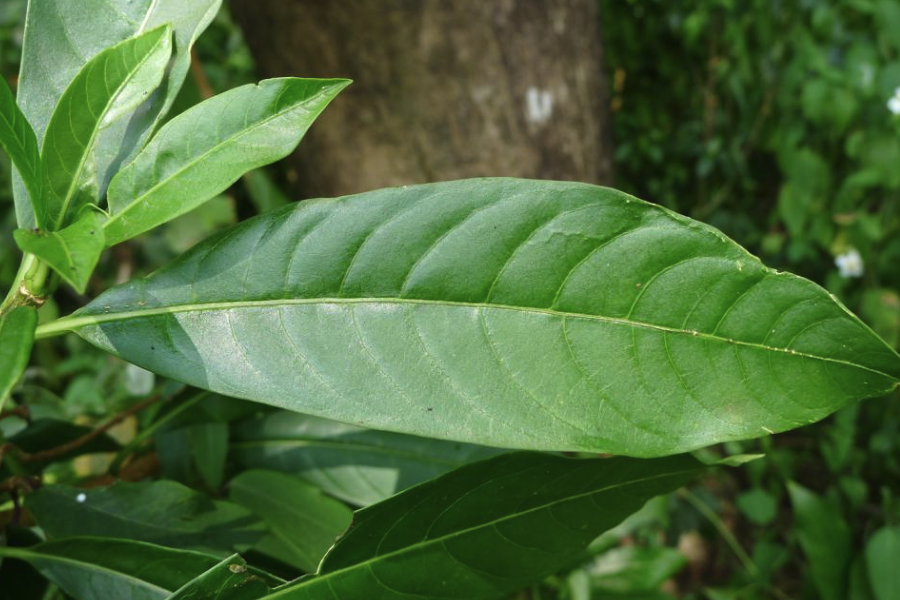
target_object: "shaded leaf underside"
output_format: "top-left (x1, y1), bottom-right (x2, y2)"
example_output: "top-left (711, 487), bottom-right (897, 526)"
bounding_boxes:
top-left (50, 179), bottom-right (900, 456)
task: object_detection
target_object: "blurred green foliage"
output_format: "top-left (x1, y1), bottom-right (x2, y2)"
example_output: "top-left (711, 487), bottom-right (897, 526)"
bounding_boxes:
top-left (603, 0), bottom-right (900, 597)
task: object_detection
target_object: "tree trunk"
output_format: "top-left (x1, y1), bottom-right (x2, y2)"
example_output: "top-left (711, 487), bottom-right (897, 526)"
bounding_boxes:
top-left (231, 0), bottom-right (613, 198)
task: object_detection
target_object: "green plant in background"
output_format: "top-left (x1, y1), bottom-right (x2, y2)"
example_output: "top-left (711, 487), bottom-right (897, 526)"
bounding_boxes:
top-left (603, 1), bottom-right (900, 597)
top-left (0, 2), bottom-right (898, 600)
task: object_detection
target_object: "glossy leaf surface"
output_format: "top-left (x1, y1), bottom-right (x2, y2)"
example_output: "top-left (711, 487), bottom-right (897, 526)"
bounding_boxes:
top-left (230, 469), bottom-right (353, 572)
top-left (0, 76), bottom-right (41, 212)
top-left (168, 554), bottom-right (270, 600)
top-left (49, 179), bottom-right (900, 456)
top-left (266, 452), bottom-right (702, 599)
top-left (231, 411), bottom-right (502, 506)
top-left (103, 78), bottom-right (350, 245)
top-left (27, 480), bottom-right (264, 554)
top-left (13, 0), bottom-right (222, 227)
top-left (0, 537), bottom-right (220, 600)
top-left (14, 212), bottom-right (106, 293)
top-left (0, 306), bottom-right (37, 410)
top-left (39, 25), bottom-right (172, 230)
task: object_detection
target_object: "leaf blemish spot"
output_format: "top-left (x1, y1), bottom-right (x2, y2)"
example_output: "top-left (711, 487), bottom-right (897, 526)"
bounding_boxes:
top-left (228, 563), bottom-right (247, 574)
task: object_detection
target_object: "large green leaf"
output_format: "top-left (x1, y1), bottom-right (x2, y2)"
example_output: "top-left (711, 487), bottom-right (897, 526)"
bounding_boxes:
top-left (229, 470), bottom-right (353, 573)
top-left (788, 482), bottom-right (852, 600)
top-left (103, 78), bottom-right (350, 245)
top-left (167, 554), bottom-right (270, 600)
top-left (0, 76), bottom-right (41, 212)
top-left (27, 480), bottom-right (264, 554)
top-left (0, 306), bottom-right (36, 412)
top-left (264, 452), bottom-right (702, 599)
top-left (38, 25), bottom-right (172, 230)
top-left (40, 180), bottom-right (900, 456)
top-left (13, 0), bottom-right (222, 227)
top-left (0, 537), bottom-right (221, 600)
top-left (231, 411), bottom-right (503, 506)
top-left (14, 211), bottom-right (106, 293)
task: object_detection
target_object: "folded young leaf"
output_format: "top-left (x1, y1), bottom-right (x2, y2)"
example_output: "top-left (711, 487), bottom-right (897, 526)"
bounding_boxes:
top-left (103, 77), bottom-right (351, 246)
top-left (229, 470), bottom-right (353, 573)
top-left (231, 411), bottom-right (503, 506)
top-left (0, 306), bottom-right (37, 411)
top-left (265, 452), bottom-right (703, 599)
top-left (0, 537), bottom-right (223, 600)
top-left (39, 24), bottom-right (173, 230)
top-left (43, 180), bottom-right (900, 456)
top-left (167, 554), bottom-right (271, 600)
top-left (27, 480), bottom-right (265, 554)
top-left (13, 0), bottom-right (222, 228)
top-left (0, 77), bottom-right (41, 215)
top-left (14, 212), bottom-right (106, 293)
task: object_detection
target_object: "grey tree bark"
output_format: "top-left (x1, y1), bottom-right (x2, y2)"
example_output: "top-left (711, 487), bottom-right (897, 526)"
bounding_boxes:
top-left (231, 0), bottom-right (614, 198)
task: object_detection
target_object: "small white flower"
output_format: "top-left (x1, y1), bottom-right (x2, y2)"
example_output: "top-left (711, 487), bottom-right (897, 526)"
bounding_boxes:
top-left (76, 493), bottom-right (87, 503)
top-left (888, 87), bottom-right (900, 115)
top-left (835, 248), bottom-right (864, 278)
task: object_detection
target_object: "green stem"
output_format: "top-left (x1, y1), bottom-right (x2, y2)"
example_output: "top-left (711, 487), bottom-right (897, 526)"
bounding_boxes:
top-left (681, 488), bottom-right (760, 578)
top-left (0, 253), bottom-right (52, 318)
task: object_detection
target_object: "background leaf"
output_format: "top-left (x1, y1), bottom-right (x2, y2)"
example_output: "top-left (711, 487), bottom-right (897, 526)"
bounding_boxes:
top-left (27, 480), bottom-right (264, 554)
top-left (189, 421), bottom-right (229, 490)
top-left (0, 305), bottom-right (36, 411)
top-left (866, 526), bottom-right (900, 600)
top-left (14, 211), bottom-right (105, 293)
top-left (267, 452), bottom-right (703, 599)
top-left (0, 537), bottom-right (221, 600)
top-left (0, 75), bottom-right (40, 212)
top-left (230, 411), bottom-right (502, 506)
top-left (48, 179), bottom-right (900, 456)
top-left (38, 25), bottom-right (172, 230)
top-left (12, 0), bottom-right (222, 227)
top-left (103, 78), bottom-right (350, 245)
top-left (229, 469), bottom-right (353, 573)
top-left (788, 482), bottom-right (852, 600)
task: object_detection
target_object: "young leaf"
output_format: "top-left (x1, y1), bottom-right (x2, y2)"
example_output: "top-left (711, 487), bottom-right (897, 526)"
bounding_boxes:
top-left (264, 452), bottom-right (703, 599)
top-left (788, 482), bottom-right (852, 600)
top-left (231, 411), bottom-right (503, 506)
top-left (103, 78), bottom-right (351, 245)
top-left (13, 0), bottom-right (222, 228)
top-left (589, 546), bottom-right (688, 593)
top-left (39, 24), bottom-right (173, 230)
top-left (167, 554), bottom-right (270, 600)
top-left (44, 180), bottom-right (900, 456)
top-left (0, 77), bottom-right (41, 214)
top-left (229, 470), bottom-right (353, 573)
top-left (14, 211), bottom-right (106, 294)
top-left (0, 537), bottom-right (222, 600)
top-left (0, 306), bottom-right (37, 412)
top-left (27, 480), bottom-right (265, 554)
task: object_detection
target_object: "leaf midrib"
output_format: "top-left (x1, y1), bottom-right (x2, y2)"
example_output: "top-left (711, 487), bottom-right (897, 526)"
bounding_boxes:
top-left (264, 466), bottom-right (700, 597)
top-left (37, 296), bottom-right (899, 380)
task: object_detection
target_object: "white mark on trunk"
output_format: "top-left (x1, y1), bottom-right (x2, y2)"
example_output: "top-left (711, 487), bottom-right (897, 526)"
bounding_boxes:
top-left (526, 87), bottom-right (553, 124)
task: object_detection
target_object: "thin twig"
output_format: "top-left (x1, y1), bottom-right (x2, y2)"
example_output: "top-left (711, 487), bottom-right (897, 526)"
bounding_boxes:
top-left (17, 395), bottom-right (162, 464)
top-left (680, 488), bottom-right (760, 578)
top-left (0, 405), bottom-right (30, 422)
